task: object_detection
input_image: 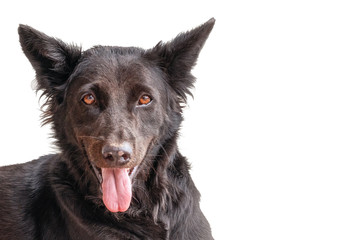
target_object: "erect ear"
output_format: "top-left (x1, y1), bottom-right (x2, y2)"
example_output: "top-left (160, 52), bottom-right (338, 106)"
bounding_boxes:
top-left (18, 24), bottom-right (82, 104)
top-left (145, 18), bottom-right (215, 103)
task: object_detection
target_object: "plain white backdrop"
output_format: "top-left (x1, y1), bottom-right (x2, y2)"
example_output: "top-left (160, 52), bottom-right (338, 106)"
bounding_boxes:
top-left (1, 0), bottom-right (360, 239)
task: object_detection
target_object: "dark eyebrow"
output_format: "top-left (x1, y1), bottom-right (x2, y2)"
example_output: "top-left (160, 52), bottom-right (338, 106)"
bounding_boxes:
top-left (77, 82), bottom-right (100, 94)
top-left (131, 83), bottom-right (154, 95)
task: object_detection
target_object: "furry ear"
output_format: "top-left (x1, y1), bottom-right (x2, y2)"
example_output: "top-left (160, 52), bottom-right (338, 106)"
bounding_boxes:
top-left (18, 24), bottom-right (82, 104)
top-left (145, 18), bottom-right (215, 103)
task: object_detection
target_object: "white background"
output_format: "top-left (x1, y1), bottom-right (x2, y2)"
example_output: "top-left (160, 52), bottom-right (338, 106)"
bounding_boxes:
top-left (1, 0), bottom-right (360, 239)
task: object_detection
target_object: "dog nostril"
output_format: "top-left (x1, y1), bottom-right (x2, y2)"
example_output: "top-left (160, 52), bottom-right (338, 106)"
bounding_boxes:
top-left (122, 152), bottom-right (130, 161)
top-left (102, 145), bottom-right (132, 164)
top-left (103, 152), bottom-right (115, 161)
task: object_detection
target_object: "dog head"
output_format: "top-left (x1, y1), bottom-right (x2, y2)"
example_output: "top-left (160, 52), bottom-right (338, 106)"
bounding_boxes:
top-left (18, 19), bottom-right (215, 212)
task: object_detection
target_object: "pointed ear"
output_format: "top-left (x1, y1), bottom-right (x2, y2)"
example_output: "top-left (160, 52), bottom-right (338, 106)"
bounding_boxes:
top-left (145, 18), bottom-right (215, 102)
top-left (18, 24), bottom-right (81, 103)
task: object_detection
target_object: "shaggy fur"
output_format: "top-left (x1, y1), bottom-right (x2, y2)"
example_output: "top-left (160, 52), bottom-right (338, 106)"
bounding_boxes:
top-left (0, 19), bottom-right (215, 239)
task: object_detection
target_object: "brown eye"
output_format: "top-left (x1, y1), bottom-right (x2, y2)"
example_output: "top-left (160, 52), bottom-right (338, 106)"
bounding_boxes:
top-left (82, 94), bottom-right (96, 105)
top-left (138, 95), bottom-right (152, 106)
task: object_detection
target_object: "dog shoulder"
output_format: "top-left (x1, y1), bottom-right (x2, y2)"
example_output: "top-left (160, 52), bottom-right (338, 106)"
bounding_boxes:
top-left (0, 154), bottom-right (62, 238)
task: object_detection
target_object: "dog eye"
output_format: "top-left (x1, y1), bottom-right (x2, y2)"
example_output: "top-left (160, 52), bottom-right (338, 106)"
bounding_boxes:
top-left (82, 94), bottom-right (96, 105)
top-left (138, 95), bottom-right (152, 106)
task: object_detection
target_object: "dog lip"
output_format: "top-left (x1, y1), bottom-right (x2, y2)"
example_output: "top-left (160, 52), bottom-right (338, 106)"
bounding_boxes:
top-left (90, 161), bottom-right (103, 184)
top-left (128, 166), bottom-right (138, 180)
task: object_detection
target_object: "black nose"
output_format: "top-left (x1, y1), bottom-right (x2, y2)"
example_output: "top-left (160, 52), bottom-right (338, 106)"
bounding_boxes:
top-left (102, 142), bottom-right (132, 165)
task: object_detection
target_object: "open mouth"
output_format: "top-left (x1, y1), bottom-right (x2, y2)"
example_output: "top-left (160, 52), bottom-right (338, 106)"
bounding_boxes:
top-left (90, 162), bottom-right (137, 184)
top-left (89, 161), bottom-right (138, 213)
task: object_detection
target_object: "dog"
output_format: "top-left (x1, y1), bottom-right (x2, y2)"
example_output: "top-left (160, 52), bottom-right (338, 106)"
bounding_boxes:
top-left (0, 18), bottom-right (215, 239)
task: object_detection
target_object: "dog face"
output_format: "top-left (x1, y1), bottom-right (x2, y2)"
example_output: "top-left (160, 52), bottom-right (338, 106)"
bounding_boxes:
top-left (66, 48), bottom-right (168, 170)
top-left (18, 19), bottom-right (214, 213)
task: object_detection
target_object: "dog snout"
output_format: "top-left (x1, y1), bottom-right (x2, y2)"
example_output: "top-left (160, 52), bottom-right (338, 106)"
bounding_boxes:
top-left (102, 142), bottom-right (132, 166)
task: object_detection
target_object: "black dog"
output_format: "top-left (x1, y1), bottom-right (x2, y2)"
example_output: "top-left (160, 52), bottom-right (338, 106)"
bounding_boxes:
top-left (0, 19), bottom-right (215, 239)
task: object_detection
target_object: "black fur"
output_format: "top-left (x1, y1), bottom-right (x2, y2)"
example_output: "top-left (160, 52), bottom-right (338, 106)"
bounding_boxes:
top-left (0, 19), bottom-right (215, 239)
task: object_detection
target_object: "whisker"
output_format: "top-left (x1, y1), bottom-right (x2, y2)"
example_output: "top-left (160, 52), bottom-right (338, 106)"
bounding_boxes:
top-left (77, 135), bottom-right (104, 141)
top-left (157, 141), bottom-right (171, 162)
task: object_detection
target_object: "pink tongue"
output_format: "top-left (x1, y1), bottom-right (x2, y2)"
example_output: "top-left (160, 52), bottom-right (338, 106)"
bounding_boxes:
top-left (101, 168), bottom-right (132, 212)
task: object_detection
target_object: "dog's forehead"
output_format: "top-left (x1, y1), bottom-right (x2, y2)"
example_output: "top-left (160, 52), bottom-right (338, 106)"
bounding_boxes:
top-left (74, 46), bottom-right (159, 86)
